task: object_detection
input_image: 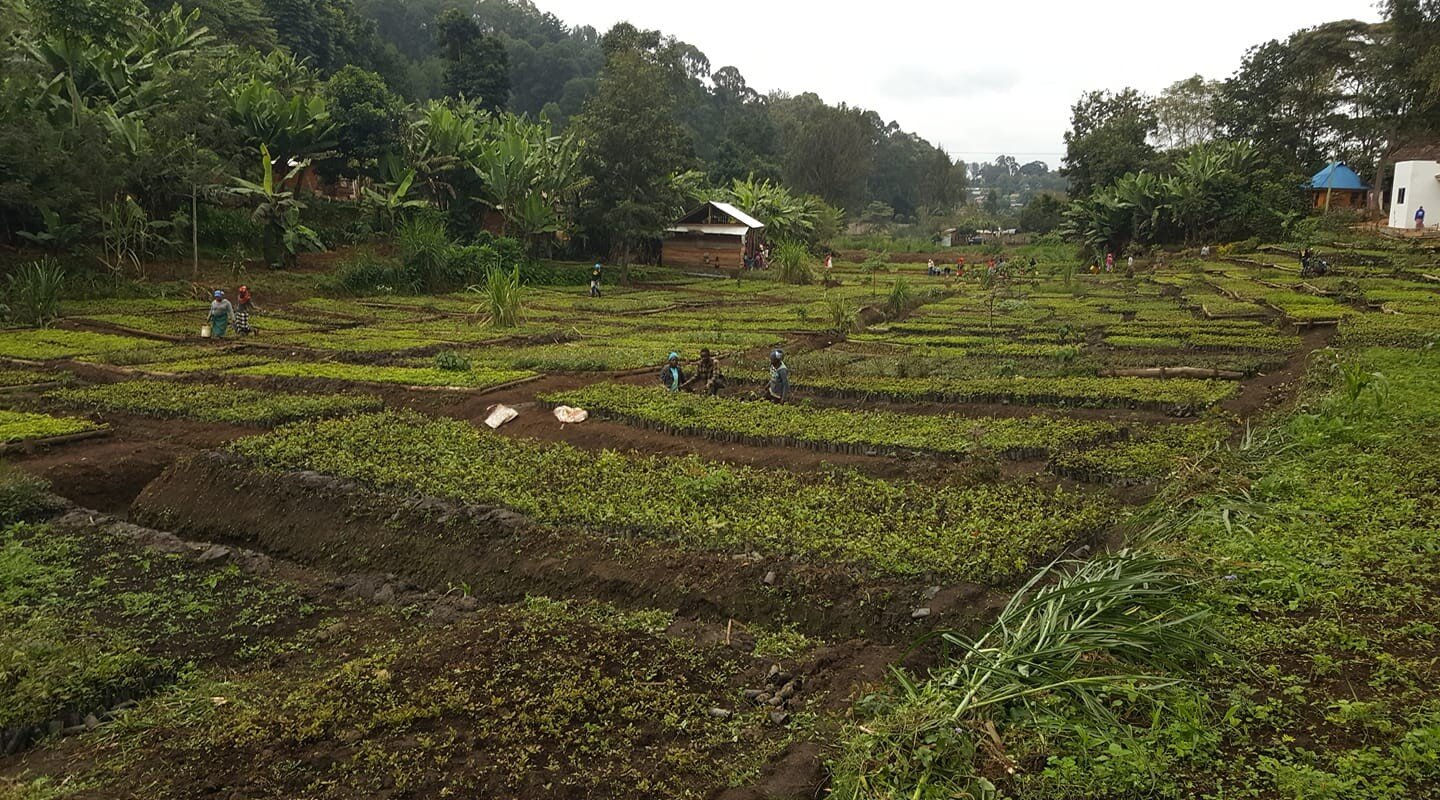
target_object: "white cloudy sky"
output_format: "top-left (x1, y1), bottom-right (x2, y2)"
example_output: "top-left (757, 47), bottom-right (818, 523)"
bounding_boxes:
top-left (537, 0), bottom-right (1382, 167)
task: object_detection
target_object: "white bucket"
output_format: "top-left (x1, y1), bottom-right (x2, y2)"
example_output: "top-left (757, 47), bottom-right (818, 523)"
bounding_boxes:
top-left (200, 324), bottom-right (212, 338)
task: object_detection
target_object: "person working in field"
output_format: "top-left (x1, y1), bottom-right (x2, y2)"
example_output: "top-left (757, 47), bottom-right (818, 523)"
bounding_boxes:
top-left (589, 263), bottom-right (603, 297)
top-left (234, 285), bottom-right (256, 336)
top-left (683, 348), bottom-right (723, 396)
top-left (660, 352), bottom-right (686, 392)
top-left (765, 349), bottom-right (789, 404)
top-left (207, 290), bottom-right (233, 339)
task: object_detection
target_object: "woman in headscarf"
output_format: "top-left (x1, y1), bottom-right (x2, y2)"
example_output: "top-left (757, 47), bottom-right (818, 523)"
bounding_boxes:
top-left (234, 285), bottom-right (255, 336)
top-left (659, 352), bottom-right (685, 392)
top-left (208, 290), bottom-right (233, 339)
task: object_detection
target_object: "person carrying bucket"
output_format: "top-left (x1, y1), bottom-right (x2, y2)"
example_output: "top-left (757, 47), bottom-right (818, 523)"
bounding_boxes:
top-left (207, 290), bottom-right (234, 339)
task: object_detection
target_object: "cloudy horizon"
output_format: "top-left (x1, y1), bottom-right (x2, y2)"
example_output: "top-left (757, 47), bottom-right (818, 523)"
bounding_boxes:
top-left (537, 0), bottom-right (1383, 167)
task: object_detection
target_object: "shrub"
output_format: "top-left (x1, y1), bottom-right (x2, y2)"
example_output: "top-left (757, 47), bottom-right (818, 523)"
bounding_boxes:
top-left (0, 464), bottom-right (61, 524)
top-left (826, 293), bottom-right (858, 334)
top-left (434, 351), bottom-right (472, 372)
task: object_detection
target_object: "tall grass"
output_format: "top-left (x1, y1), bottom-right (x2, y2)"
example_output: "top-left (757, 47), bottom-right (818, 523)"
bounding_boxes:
top-left (885, 277), bottom-right (913, 317)
top-left (773, 241), bottom-right (814, 285)
top-left (396, 213), bottom-right (451, 291)
top-left (4, 258), bottom-right (66, 326)
top-left (471, 265), bottom-right (523, 328)
top-left (826, 293), bottom-right (858, 334)
top-left (831, 550), bottom-right (1217, 799)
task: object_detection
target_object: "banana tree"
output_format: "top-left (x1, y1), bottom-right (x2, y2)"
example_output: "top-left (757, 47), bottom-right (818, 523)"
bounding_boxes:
top-left (230, 144), bottom-right (321, 268)
top-left (469, 114), bottom-right (588, 252)
top-left (229, 79), bottom-right (335, 173)
top-left (360, 164), bottom-right (429, 234)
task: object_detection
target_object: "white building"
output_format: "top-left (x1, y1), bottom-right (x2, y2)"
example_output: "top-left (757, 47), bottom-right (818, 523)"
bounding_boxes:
top-left (1389, 160), bottom-right (1440, 230)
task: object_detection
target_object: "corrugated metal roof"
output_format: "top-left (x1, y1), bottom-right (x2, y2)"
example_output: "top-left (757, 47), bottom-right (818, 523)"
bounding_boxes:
top-left (666, 224), bottom-right (751, 235)
top-left (707, 201), bottom-right (765, 229)
top-left (1311, 162), bottom-right (1370, 191)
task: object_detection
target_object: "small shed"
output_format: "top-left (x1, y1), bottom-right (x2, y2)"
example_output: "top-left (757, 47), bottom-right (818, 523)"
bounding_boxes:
top-left (1309, 162), bottom-right (1369, 210)
top-left (663, 201), bottom-right (765, 271)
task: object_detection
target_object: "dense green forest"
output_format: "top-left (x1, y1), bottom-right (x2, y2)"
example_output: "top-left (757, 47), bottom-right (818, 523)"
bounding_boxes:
top-left (2, 0), bottom-right (1440, 282)
top-left (0, 0), bottom-right (965, 277)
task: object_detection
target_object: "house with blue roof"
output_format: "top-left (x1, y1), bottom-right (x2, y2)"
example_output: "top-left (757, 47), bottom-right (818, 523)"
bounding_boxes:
top-left (1309, 162), bottom-right (1370, 210)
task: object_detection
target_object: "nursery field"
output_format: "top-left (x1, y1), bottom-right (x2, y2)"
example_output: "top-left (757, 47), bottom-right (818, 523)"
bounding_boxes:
top-left (2, 246), bottom-right (1438, 798)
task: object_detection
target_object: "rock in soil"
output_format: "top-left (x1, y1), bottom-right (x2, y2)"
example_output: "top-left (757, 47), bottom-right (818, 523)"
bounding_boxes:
top-left (768, 710), bottom-right (791, 725)
top-left (911, 607), bottom-right (932, 619)
top-left (707, 707), bottom-right (733, 720)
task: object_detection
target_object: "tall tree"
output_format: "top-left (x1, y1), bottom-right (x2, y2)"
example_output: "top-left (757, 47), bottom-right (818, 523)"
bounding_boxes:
top-left (574, 26), bottom-right (693, 271)
top-left (1153, 75), bottom-right (1220, 151)
top-left (437, 7), bottom-right (510, 112)
top-left (1061, 88), bottom-right (1158, 196)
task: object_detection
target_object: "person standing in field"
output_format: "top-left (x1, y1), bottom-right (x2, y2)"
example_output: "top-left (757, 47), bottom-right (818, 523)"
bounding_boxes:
top-left (765, 349), bottom-right (789, 404)
top-left (589, 263), bottom-right (603, 297)
top-left (660, 352), bottom-right (685, 392)
top-left (683, 348), bottom-right (724, 396)
top-left (1105, 252), bottom-right (1115, 273)
top-left (824, 252), bottom-right (834, 272)
top-left (1418, 206), bottom-right (1427, 231)
top-left (234, 285), bottom-right (256, 336)
top-left (207, 290), bottom-right (233, 339)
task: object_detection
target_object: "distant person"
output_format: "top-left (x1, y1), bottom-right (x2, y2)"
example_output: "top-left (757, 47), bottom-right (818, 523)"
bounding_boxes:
top-left (589, 263), bottom-right (602, 297)
top-left (1105, 252), bottom-right (1115, 273)
top-left (1127, 255), bottom-right (1135, 271)
top-left (683, 348), bottom-right (723, 396)
top-left (765, 349), bottom-right (789, 404)
top-left (234, 285), bottom-right (256, 336)
top-left (207, 290), bottom-right (233, 339)
top-left (660, 352), bottom-right (685, 392)
top-left (824, 253), bottom-right (834, 272)
top-left (1200, 245), bottom-right (1211, 258)
top-left (927, 258), bottom-right (936, 276)
top-left (1418, 206), bottom-right (1427, 231)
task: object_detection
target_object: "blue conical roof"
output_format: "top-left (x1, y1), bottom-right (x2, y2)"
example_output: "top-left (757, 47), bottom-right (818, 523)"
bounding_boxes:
top-left (1311, 162), bottom-right (1369, 190)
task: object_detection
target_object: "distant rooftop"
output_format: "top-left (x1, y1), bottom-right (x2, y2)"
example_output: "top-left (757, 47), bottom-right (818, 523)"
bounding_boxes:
top-left (1310, 162), bottom-right (1369, 191)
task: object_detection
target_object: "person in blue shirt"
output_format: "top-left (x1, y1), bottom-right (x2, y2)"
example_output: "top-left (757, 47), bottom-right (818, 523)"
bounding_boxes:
top-left (660, 352), bottom-right (685, 391)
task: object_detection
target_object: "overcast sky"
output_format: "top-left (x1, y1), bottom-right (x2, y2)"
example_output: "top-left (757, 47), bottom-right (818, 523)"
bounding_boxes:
top-left (536, 0), bottom-right (1383, 167)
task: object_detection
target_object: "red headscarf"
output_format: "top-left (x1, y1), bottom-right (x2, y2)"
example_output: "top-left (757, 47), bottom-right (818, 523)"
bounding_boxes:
top-left (237, 286), bottom-right (251, 304)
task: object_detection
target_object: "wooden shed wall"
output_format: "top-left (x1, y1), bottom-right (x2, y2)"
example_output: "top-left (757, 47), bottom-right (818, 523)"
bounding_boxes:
top-left (663, 232), bottom-right (745, 269)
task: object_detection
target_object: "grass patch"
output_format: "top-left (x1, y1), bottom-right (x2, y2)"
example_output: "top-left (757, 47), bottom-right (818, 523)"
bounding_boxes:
top-left (0, 410), bottom-right (104, 443)
top-left (233, 411), bottom-right (1116, 581)
top-left (48, 380), bottom-right (382, 426)
top-left (230, 360), bottom-right (537, 389)
top-left (544, 383), bottom-right (1121, 460)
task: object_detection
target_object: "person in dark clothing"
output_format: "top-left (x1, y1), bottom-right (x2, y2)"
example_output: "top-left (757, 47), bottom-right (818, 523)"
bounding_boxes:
top-left (683, 348), bottom-right (723, 396)
top-left (765, 349), bottom-right (789, 404)
top-left (589, 263), bottom-right (603, 297)
top-left (660, 352), bottom-right (685, 392)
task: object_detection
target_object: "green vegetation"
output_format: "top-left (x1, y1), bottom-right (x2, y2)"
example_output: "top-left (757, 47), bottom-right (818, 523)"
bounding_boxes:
top-left (0, 410), bottom-right (104, 444)
top-left (234, 412), bottom-right (1114, 580)
top-left (230, 361), bottom-right (536, 389)
top-left (0, 368), bottom-right (63, 388)
top-left (48, 381), bottom-right (382, 426)
top-left (0, 330), bottom-right (157, 362)
top-left (729, 372), bottom-right (1238, 414)
top-left (1049, 422), bottom-right (1229, 485)
top-left (544, 383), bottom-right (1121, 459)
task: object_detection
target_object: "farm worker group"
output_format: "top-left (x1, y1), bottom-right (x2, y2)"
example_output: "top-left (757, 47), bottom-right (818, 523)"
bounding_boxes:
top-left (205, 286), bottom-right (257, 339)
top-left (659, 348), bottom-right (787, 403)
